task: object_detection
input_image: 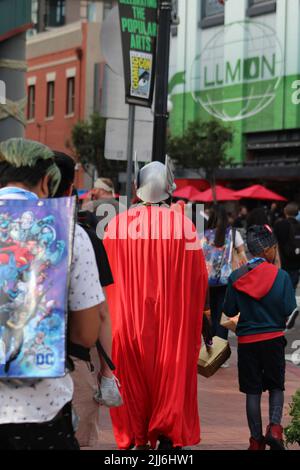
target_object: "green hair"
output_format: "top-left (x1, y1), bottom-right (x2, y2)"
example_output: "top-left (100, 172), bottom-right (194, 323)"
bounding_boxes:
top-left (0, 138), bottom-right (61, 196)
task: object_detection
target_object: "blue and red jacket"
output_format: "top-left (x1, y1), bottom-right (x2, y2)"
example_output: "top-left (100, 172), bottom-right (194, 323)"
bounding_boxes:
top-left (223, 258), bottom-right (297, 344)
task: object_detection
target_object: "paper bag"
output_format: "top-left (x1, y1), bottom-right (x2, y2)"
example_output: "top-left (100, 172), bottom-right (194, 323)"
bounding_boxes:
top-left (220, 313), bottom-right (240, 333)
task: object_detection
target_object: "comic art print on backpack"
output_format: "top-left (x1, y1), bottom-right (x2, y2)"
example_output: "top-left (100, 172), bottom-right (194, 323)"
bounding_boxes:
top-left (0, 197), bottom-right (75, 379)
top-left (202, 228), bottom-right (234, 287)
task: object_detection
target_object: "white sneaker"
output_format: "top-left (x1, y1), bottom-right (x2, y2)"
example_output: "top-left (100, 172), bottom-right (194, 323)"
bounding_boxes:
top-left (94, 375), bottom-right (123, 408)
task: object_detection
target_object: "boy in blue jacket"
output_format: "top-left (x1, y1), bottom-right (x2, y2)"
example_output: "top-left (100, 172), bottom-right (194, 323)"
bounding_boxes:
top-left (224, 225), bottom-right (297, 451)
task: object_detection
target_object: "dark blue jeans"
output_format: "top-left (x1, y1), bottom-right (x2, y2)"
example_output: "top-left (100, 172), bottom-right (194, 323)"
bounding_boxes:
top-left (209, 285), bottom-right (229, 340)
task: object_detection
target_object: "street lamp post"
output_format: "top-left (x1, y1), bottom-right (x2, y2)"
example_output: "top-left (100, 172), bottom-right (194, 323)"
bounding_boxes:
top-left (152, 0), bottom-right (172, 163)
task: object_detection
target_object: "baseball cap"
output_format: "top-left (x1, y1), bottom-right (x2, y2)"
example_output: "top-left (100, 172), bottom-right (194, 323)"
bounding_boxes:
top-left (247, 225), bottom-right (277, 256)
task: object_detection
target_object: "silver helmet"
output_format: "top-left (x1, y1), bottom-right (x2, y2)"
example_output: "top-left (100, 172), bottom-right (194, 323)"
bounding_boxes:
top-left (135, 156), bottom-right (176, 204)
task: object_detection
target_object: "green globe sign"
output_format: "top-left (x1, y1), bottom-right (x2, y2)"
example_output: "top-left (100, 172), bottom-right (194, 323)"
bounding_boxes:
top-left (190, 21), bottom-right (283, 122)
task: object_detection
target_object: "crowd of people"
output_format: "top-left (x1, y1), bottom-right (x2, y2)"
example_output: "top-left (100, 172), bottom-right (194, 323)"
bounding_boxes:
top-left (0, 138), bottom-right (298, 451)
top-left (232, 203), bottom-right (300, 292)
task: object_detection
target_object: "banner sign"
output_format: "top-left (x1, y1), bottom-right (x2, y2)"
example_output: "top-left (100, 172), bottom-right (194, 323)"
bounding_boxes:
top-left (118, 0), bottom-right (158, 107)
top-left (0, 197), bottom-right (75, 378)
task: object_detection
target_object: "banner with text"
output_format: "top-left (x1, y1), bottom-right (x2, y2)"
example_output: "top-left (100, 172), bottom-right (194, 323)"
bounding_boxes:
top-left (118, 0), bottom-right (158, 107)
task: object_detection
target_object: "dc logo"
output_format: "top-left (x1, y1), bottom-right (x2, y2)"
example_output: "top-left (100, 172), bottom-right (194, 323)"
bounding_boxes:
top-left (36, 347), bottom-right (55, 369)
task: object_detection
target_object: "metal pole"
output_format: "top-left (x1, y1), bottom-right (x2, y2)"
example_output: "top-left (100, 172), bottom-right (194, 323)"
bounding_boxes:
top-left (152, 0), bottom-right (172, 163)
top-left (126, 104), bottom-right (135, 208)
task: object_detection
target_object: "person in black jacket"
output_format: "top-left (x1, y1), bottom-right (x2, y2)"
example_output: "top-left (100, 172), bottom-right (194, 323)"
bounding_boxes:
top-left (274, 202), bottom-right (300, 290)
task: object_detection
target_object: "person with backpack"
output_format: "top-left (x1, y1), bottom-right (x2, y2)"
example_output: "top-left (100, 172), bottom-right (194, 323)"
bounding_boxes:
top-left (53, 152), bottom-right (122, 449)
top-left (0, 139), bottom-right (103, 450)
top-left (274, 202), bottom-right (300, 291)
top-left (202, 206), bottom-right (247, 341)
top-left (223, 225), bottom-right (297, 450)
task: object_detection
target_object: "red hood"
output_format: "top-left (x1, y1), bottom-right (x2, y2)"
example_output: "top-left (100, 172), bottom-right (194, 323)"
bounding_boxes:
top-left (233, 261), bottom-right (278, 300)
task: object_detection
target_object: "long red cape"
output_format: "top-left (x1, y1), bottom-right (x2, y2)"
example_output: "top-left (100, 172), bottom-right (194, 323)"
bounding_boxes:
top-left (104, 205), bottom-right (208, 449)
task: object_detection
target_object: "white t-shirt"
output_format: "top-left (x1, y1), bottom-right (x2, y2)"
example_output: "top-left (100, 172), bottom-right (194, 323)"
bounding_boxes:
top-left (0, 189), bottom-right (104, 424)
top-left (232, 229), bottom-right (244, 249)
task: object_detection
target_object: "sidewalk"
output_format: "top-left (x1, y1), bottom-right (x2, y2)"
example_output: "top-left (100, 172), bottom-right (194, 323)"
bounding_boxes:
top-left (93, 347), bottom-right (300, 451)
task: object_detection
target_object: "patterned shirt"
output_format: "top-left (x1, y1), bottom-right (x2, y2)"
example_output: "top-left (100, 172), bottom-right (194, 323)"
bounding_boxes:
top-left (0, 188), bottom-right (104, 424)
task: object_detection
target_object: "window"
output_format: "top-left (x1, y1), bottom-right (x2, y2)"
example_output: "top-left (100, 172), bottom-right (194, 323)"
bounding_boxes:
top-left (200, 0), bottom-right (225, 29)
top-left (246, 129), bottom-right (300, 163)
top-left (247, 0), bottom-right (276, 17)
top-left (46, 0), bottom-right (66, 27)
top-left (27, 0), bottom-right (39, 37)
top-left (66, 77), bottom-right (75, 115)
top-left (252, 0), bottom-right (272, 3)
top-left (27, 85), bottom-right (35, 121)
top-left (171, 0), bottom-right (179, 37)
top-left (88, 2), bottom-right (97, 22)
top-left (204, 0), bottom-right (224, 17)
top-left (103, 1), bottom-right (114, 20)
top-left (46, 81), bottom-right (55, 118)
top-left (32, 0), bottom-right (39, 30)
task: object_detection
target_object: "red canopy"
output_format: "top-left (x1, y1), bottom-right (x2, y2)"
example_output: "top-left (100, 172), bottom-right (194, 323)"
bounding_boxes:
top-left (196, 185), bottom-right (239, 202)
top-left (174, 179), bottom-right (210, 192)
top-left (234, 185), bottom-right (287, 202)
top-left (173, 185), bottom-right (204, 201)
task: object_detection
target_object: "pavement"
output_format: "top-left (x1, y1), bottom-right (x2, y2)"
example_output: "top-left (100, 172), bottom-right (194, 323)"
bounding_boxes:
top-left (91, 346), bottom-right (300, 451)
top-left (87, 292), bottom-right (300, 451)
top-left (285, 294), bottom-right (300, 366)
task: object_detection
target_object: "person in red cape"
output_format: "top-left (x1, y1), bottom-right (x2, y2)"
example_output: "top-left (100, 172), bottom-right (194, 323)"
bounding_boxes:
top-left (103, 158), bottom-right (208, 450)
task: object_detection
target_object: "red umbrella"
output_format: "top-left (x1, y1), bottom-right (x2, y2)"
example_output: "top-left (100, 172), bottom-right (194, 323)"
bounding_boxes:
top-left (174, 179), bottom-right (210, 191)
top-left (197, 185), bottom-right (239, 202)
top-left (173, 185), bottom-right (204, 201)
top-left (235, 185), bottom-right (287, 202)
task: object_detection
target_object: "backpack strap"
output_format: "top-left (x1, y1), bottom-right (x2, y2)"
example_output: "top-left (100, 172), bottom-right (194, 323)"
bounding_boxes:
top-left (231, 258), bottom-right (264, 283)
top-left (96, 340), bottom-right (116, 371)
top-left (232, 227), bottom-right (237, 249)
top-left (69, 341), bottom-right (91, 362)
top-left (66, 318), bottom-right (75, 372)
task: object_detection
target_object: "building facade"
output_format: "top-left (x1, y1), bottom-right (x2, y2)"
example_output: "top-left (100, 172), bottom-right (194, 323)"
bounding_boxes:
top-left (25, 0), bottom-right (114, 187)
top-left (29, 0), bottom-right (113, 34)
top-left (0, 0), bottom-right (32, 139)
top-left (26, 20), bottom-right (103, 153)
top-left (169, 0), bottom-right (300, 188)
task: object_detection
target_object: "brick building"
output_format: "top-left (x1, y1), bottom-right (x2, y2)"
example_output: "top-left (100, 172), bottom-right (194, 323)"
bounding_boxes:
top-left (26, 0), bottom-right (113, 187)
top-left (25, 0), bottom-right (114, 188)
top-left (26, 21), bottom-right (101, 148)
